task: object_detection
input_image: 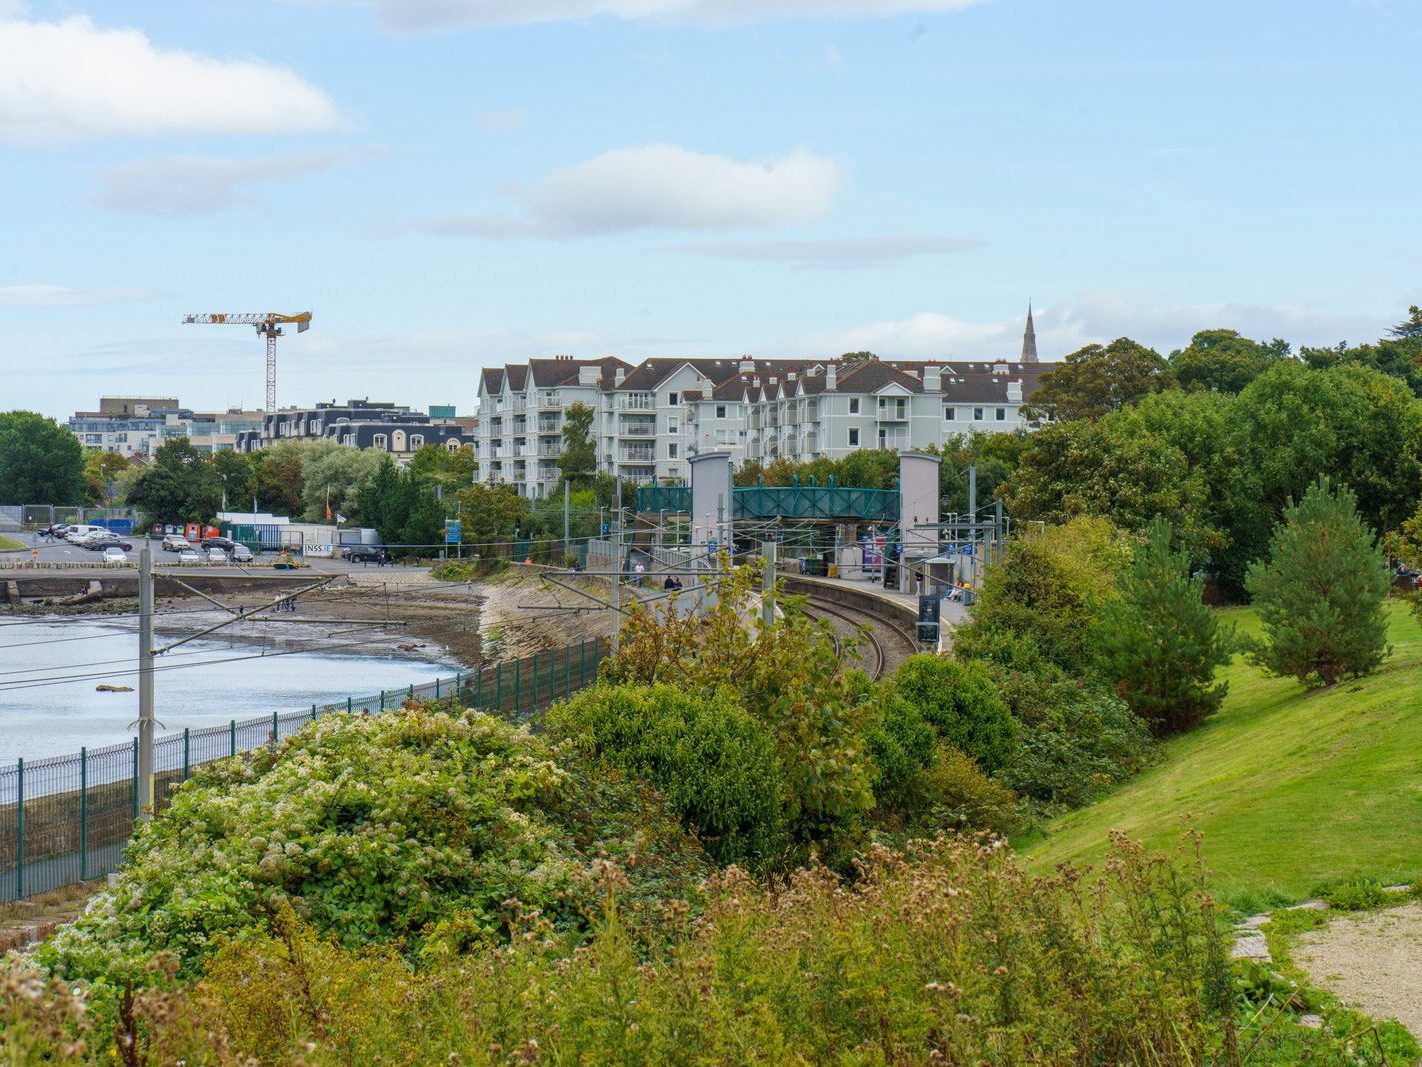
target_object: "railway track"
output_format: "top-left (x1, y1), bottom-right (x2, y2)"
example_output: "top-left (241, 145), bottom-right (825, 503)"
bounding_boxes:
top-left (799, 594), bottom-right (920, 680)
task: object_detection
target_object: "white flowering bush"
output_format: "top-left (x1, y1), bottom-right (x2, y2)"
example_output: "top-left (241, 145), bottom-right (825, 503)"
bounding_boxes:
top-left (38, 705), bottom-right (705, 992)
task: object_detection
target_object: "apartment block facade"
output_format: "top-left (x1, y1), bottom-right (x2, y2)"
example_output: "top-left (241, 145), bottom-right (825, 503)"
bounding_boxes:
top-left (476, 349), bottom-right (1047, 499)
top-left (233, 399), bottom-right (475, 461)
top-left (68, 398), bottom-right (266, 457)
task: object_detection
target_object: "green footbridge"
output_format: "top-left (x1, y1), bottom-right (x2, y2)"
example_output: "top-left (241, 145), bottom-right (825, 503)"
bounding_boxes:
top-left (637, 481), bottom-right (899, 522)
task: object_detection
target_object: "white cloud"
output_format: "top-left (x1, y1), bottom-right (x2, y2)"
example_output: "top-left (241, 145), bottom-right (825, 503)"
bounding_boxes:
top-left (316, 0), bottom-right (984, 34)
top-left (0, 284), bottom-right (168, 308)
top-left (656, 234), bottom-right (981, 268)
top-left (478, 109), bottom-right (528, 131)
top-left (789, 293), bottom-right (1389, 360)
top-left (405, 144), bottom-right (839, 237)
top-left (0, 15), bottom-right (340, 142)
top-left (526, 145), bottom-right (838, 234)
top-left (97, 148), bottom-right (379, 216)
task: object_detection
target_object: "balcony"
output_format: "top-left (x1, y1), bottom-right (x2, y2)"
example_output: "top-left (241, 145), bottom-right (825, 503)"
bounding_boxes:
top-left (619, 397), bottom-right (655, 411)
top-left (511, 399), bottom-right (527, 413)
top-left (876, 403), bottom-right (908, 422)
top-left (621, 447), bottom-right (655, 463)
top-left (538, 443), bottom-right (561, 457)
top-left (537, 419), bottom-right (561, 434)
top-left (785, 409), bottom-right (800, 426)
top-left (618, 421), bottom-right (656, 437)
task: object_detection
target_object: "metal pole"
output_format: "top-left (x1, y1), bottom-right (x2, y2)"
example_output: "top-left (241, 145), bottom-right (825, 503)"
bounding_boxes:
top-left (80, 747), bottom-right (88, 881)
top-left (563, 479), bottom-right (571, 566)
top-left (137, 540), bottom-right (155, 819)
top-left (15, 758), bottom-right (22, 900)
top-left (610, 493), bottom-right (623, 653)
top-left (761, 540), bottom-right (777, 630)
top-left (967, 463), bottom-right (978, 604)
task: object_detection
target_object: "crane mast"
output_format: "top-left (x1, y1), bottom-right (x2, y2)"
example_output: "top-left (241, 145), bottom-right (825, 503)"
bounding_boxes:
top-left (182, 311), bottom-right (312, 413)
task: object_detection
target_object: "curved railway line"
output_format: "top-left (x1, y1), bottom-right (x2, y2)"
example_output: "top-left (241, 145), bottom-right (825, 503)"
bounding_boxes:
top-left (799, 594), bottom-right (920, 680)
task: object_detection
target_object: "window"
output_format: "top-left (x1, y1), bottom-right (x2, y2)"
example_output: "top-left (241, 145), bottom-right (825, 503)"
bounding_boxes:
top-left (446, 439), bottom-right (461, 452)
top-left (411, 434), bottom-right (425, 448)
top-left (668, 392), bottom-right (679, 406)
top-left (848, 398), bottom-right (860, 414)
top-left (973, 407), bottom-right (984, 421)
top-left (995, 407), bottom-right (1006, 421)
top-left (667, 419), bottom-right (678, 434)
top-left (668, 443), bottom-right (678, 458)
top-left (373, 433), bottom-right (388, 449)
top-left (943, 407), bottom-right (956, 421)
top-left (715, 404), bottom-right (727, 419)
top-left (848, 428), bottom-right (860, 447)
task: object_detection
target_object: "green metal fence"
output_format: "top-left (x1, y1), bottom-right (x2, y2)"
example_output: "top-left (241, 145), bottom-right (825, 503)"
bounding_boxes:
top-left (637, 483), bottom-right (899, 522)
top-left (0, 637), bottom-right (610, 903)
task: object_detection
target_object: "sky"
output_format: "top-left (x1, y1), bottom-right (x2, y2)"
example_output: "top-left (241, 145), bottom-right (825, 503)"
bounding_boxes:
top-left (2, 0), bottom-right (1420, 419)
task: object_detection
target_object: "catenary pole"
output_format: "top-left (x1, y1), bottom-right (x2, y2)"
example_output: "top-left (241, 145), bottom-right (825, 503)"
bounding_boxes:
top-left (137, 539), bottom-right (155, 819)
top-left (761, 540), bottom-right (777, 630)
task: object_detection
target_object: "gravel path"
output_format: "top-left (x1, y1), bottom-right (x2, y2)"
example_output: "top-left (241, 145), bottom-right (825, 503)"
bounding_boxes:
top-left (1293, 903), bottom-right (1422, 1038)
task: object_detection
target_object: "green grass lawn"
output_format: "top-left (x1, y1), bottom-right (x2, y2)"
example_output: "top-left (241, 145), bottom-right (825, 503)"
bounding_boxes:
top-left (1025, 601), bottom-right (1422, 907)
top-left (0, 535), bottom-right (24, 551)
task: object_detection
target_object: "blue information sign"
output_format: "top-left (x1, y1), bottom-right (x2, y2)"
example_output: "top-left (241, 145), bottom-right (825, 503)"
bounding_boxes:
top-left (445, 518), bottom-right (462, 544)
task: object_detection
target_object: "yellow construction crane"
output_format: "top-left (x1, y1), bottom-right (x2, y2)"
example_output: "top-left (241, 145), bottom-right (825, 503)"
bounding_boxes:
top-left (182, 311), bottom-right (312, 413)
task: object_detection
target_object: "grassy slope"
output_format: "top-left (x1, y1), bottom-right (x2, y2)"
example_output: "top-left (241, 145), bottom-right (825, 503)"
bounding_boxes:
top-left (0, 535), bottom-right (23, 551)
top-left (1025, 602), bottom-right (1422, 905)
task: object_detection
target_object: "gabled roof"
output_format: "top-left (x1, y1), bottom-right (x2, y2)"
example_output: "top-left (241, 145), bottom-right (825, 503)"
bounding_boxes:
top-left (528, 355), bottom-right (630, 387)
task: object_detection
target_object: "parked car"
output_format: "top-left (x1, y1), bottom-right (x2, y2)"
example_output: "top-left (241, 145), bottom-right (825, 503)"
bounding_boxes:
top-left (64, 525), bottom-right (105, 543)
top-left (176, 548), bottom-right (202, 563)
top-left (206, 547), bottom-right (228, 563)
top-left (102, 546), bottom-right (127, 563)
top-left (83, 534), bottom-right (132, 551)
top-left (161, 534), bottom-right (193, 552)
top-left (229, 543), bottom-right (254, 563)
top-left (201, 536), bottom-right (241, 553)
top-left (342, 544), bottom-right (391, 565)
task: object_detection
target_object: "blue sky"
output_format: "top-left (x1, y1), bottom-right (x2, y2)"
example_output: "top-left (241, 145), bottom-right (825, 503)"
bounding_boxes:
top-left (3, 0), bottom-right (1419, 418)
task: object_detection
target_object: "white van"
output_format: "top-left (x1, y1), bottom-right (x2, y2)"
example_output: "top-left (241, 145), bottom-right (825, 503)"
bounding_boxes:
top-left (64, 524), bottom-right (105, 543)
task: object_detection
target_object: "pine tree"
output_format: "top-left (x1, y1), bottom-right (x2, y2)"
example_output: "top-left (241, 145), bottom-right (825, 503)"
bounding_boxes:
top-left (1246, 477), bottom-right (1391, 686)
top-left (1095, 518), bottom-right (1232, 735)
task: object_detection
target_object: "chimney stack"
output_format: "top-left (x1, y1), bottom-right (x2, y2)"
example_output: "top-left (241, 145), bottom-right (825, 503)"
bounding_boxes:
top-left (923, 366), bottom-right (942, 391)
top-left (826, 363), bottom-right (837, 390)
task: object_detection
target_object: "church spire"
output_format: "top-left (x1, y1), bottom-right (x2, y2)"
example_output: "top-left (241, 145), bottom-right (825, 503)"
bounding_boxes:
top-left (1021, 302), bottom-right (1038, 363)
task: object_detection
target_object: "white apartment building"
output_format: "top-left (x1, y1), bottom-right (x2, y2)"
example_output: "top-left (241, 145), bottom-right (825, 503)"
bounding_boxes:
top-left (476, 322), bottom-right (1047, 498)
top-left (67, 398), bottom-right (267, 458)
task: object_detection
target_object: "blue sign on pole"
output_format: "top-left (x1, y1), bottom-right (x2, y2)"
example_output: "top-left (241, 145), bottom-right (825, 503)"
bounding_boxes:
top-left (601, 522), bottom-right (610, 536)
top-left (445, 518), bottom-right (462, 544)
top-left (962, 543), bottom-right (974, 558)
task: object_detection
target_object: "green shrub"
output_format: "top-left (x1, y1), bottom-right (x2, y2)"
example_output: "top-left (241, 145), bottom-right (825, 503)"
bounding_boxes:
top-left (864, 690), bottom-right (938, 813)
top-left (903, 743), bottom-right (1023, 836)
top-left (38, 705), bottom-right (705, 994)
top-left (890, 654), bottom-right (1016, 772)
top-left (73, 834), bottom-right (1251, 1065)
top-left (430, 557), bottom-right (506, 582)
top-left (547, 684), bottom-right (789, 869)
top-left (992, 660), bottom-right (1155, 809)
top-left (1319, 877), bottom-right (1390, 912)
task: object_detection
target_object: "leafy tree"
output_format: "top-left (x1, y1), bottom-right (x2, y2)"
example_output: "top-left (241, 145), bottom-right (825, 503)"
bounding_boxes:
top-left (300, 441), bottom-right (384, 522)
top-left (1245, 477), bottom-right (1391, 686)
top-left (252, 441), bottom-right (306, 517)
top-left (357, 457), bottom-right (446, 547)
top-left (83, 450), bottom-right (132, 505)
top-left (1022, 337), bottom-right (1170, 422)
top-left (889, 655), bottom-right (1016, 772)
top-left (454, 483), bottom-right (531, 548)
top-left (1389, 304), bottom-right (1422, 339)
top-left (124, 437), bottom-right (221, 525)
top-left (0, 411), bottom-right (86, 505)
top-left (1095, 519), bottom-right (1233, 735)
top-left (209, 449), bottom-right (256, 510)
top-left (1230, 362), bottom-right (1422, 580)
top-left (953, 516), bottom-right (1132, 673)
top-left (1300, 338), bottom-right (1422, 398)
top-left (1168, 329), bottom-right (1292, 394)
top-left (555, 402), bottom-right (597, 488)
top-left (840, 350), bottom-right (877, 363)
top-left (408, 442), bottom-right (475, 492)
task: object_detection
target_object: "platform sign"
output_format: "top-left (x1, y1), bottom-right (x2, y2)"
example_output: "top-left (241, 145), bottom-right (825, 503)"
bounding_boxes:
top-left (961, 543), bottom-right (974, 557)
top-left (601, 522), bottom-right (610, 535)
top-left (445, 518), bottom-right (462, 544)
